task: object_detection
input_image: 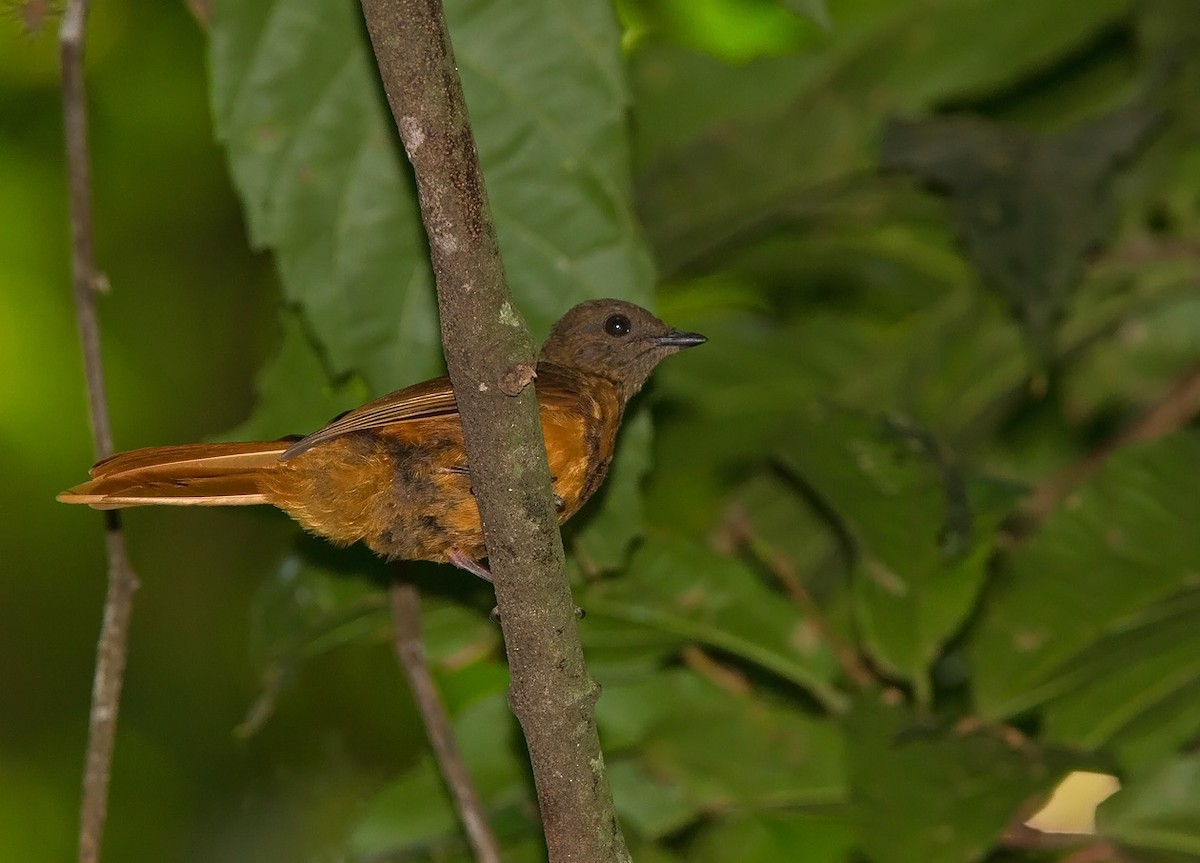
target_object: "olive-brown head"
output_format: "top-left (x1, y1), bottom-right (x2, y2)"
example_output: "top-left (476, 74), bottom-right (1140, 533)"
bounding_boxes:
top-left (538, 299), bottom-right (706, 402)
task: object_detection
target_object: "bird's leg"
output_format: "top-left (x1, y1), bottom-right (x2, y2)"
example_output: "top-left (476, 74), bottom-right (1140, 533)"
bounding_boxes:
top-left (445, 548), bottom-right (505, 623)
top-left (446, 548), bottom-right (492, 583)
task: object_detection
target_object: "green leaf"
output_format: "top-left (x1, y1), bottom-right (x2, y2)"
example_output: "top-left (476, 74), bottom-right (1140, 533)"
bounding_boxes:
top-left (593, 661), bottom-right (694, 753)
top-left (778, 409), bottom-right (995, 696)
top-left (729, 470), bottom-right (846, 594)
top-left (633, 0), bottom-right (1130, 275)
top-left (220, 307), bottom-right (368, 443)
top-left (883, 91), bottom-right (1162, 356)
top-left (349, 759), bottom-right (459, 856)
top-left (608, 758), bottom-right (696, 839)
top-left (601, 669), bottom-right (846, 839)
top-left (210, 0), bottom-right (653, 394)
top-left (847, 698), bottom-right (1079, 863)
top-left (584, 539), bottom-right (847, 712)
top-left (780, 0), bottom-right (833, 31)
top-left (1039, 589), bottom-right (1200, 759)
top-left (1063, 294), bottom-right (1200, 423)
top-left (1098, 755), bottom-right (1200, 856)
top-left (350, 692), bottom-right (534, 858)
top-left (686, 812), bottom-right (856, 863)
top-left (652, 276), bottom-right (1027, 454)
top-left (569, 407), bottom-right (653, 573)
top-left (239, 551), bottom-right (387, 736)
top-left (239, 550), bottom-right (502, 736)
top-left (972, 433), bottom-right (1200, 719)
top-left (1105, 678), bottom-right (1200, 773)
top-left (639, 676), bottom-right (845, 811)
top-left (574, 611), bottom-right (687, 674)
top-left (210, 0), bottom-right (436, 388)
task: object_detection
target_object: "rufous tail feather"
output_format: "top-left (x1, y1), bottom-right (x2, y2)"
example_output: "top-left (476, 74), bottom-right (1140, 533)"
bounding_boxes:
top-left (57, 441), bottom-right (290, 510)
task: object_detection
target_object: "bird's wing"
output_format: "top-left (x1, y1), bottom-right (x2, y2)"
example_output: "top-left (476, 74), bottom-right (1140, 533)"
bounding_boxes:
top-left (281, 376), bottom-right (460, 459)
top-left (279, 366), bottom-right (592, 460)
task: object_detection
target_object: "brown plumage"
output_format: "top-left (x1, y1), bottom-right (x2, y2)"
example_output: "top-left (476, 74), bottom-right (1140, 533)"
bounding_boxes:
top-left (58, 300), bottom-right (705, 577)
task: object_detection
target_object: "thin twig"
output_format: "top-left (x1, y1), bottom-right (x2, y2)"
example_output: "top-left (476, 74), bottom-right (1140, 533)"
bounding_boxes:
top-left (1017, 360), bottom-right (1200, 532)
top-left (389, 568), bottom-right (501, 863)
top-left (60, 2), bottom-right (140, 862)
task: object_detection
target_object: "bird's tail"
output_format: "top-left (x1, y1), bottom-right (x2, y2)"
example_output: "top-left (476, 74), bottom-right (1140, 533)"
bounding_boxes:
top-left (57, 441), bottom-right (291, 509)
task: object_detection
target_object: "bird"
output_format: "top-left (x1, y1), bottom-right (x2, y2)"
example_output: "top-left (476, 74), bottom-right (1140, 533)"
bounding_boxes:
top-left (58, 299), bottom-right (706, 579)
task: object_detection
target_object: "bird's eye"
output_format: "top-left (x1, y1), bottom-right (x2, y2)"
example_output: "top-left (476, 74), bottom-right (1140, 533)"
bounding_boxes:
top-left (604, 314), bottom-right (631, 337)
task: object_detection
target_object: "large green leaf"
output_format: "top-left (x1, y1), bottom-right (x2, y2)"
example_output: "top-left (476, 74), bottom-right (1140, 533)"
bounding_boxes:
top-left (883, 90), bottom-right (1162, 356)
top-left (686, 812), bottom-right (855, 863)
top-left (643, 277), bottom-right (1029, 559)
top-left (638, 678), bottom-right (845, 811)
top-left (972, 433), bottom-right (1200, 719)
top-left (350, 692), bottom-right (536, 859)
top-left (1039, 589), bottom-right (1200, 762)
top-left (778, 409), bottom-right (996, 697)
top-left (601, 670), bottom-right (846, 839)
top-left (1097, 755), bottom-right (1200, 857)
top-left (847, 698), bottom-right (1079, 863)
top-left (220, 308), bottom-right (367, 443)
top-left (633, 0), bottom-right (1130, 275)
top-left (568, 407), bottom-right (654, 573)
top-left (210, 0), bottom-right (438, 387)
top-left (239, 551), bottom-right (387, 735)
top-left (780, 0), bottom-right (833, 31)
top-left (210, 0), bottom-right (654, 392)
top-left (239, 551), bottom-right (501, 735)
top-left (1064, 294), bottom-right (1200, 423)
top-left (583, 538), bottom-right (847, 712)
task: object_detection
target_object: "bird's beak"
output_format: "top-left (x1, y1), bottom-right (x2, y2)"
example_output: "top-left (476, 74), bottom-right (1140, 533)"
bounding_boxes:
top-left (655, 330), bottom-right (707, 349)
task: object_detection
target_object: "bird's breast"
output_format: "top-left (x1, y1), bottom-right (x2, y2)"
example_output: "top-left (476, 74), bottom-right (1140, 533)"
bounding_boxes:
top-left (540, 376), bottom-right (623, 520)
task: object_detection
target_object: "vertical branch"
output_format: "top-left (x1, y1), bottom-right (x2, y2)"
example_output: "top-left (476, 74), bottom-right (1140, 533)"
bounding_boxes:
top-left (60, 3), bottom-right (141, 862)
top-left (389, 569), bottom-right (502, 863)
top-left (359, 1), bottom-right (631, 860)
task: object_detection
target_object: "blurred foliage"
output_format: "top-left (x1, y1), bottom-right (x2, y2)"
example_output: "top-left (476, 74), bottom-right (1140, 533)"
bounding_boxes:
top-left (8, 0), bottom-right (1200, 860)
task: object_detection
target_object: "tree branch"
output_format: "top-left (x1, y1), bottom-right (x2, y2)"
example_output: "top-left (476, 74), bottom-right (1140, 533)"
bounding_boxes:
top-left (60, 2), bottom-right (141, 862)
top-left (389, 568), bottom-right (501, 863)
top-left (358, 1), bottom-right (630, 860)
